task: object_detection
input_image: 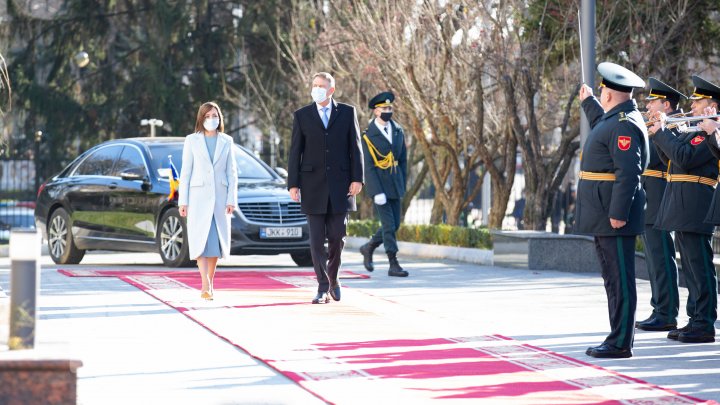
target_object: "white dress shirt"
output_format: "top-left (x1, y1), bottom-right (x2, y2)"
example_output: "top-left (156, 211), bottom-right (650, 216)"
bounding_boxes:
top-left (316, 99), bottom-right (333, 122)
top-left (374, 118), bottom-right (392, 144)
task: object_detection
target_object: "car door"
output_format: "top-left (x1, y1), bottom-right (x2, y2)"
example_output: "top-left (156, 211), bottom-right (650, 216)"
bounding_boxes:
top-left (65, 144), bottom-right (123, 249)
top-left (105, 145), bottom-right (158, 249)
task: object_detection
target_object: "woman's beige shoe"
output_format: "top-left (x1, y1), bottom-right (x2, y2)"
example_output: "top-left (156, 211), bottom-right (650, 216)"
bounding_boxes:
top-left (200, 291), bottom-right (213, 300)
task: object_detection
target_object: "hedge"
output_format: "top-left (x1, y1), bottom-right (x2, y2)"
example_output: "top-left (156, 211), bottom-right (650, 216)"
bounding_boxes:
top-left (347, 219), bottom-right (493, 250)
top-left (348, 220), bottom-right (644, 253)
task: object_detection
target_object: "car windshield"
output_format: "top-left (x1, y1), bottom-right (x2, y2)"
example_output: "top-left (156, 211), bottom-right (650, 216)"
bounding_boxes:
top-left (149, 143), bottom-right (274, 181)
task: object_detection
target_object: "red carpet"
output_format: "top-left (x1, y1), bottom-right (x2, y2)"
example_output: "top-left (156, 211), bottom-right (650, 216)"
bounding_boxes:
top-left (59, 269), bottom-right (716, 404)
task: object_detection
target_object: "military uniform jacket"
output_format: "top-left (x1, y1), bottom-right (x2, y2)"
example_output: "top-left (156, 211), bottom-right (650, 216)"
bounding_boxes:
top-left (575, 98), bottom-right (648, 236)
top-left (642, 109), bottom-right (682, 225)
top-left (652, 128), bottom-right (717, 235)
top-left (362, 120), bottom-right (408, 199)
top-left (287, 101), bottom-right (364, 214)
top-left (701, 132), bottom-right (720, 225)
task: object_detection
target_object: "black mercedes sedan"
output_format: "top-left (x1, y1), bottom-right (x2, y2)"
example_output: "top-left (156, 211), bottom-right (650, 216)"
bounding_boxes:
top-left (35, 137), bottom-right (312, 267)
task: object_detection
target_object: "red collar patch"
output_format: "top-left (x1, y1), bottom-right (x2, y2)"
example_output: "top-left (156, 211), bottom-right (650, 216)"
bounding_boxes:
top-left (690, 135), bottom-right (705, 146)
top-left (618, 136), bottom-right (631, 151)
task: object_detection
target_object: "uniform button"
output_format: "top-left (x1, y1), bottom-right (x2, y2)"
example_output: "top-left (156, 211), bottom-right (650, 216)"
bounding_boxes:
top-left (326, 149), bottom-right (329, 152)
top-left (326, 166), bottom-right (330, 170)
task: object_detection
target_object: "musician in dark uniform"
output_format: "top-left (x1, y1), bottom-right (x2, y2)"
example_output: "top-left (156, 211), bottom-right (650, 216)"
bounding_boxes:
top-left (635, 78), bottom-right (684, 332)
top-left (577, 62), bottom-right (648, 359)
top-left (359, 92), bottom-right (409, 277)
top-left (649, 75), bottom-right (719, 344)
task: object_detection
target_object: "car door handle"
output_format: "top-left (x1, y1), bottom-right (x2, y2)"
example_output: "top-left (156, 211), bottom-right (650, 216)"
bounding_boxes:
top-left (108, 182), bottom-right (117, 190)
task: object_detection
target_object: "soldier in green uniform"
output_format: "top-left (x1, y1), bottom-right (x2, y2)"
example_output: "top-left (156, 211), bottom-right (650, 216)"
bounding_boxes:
top-left (577, 62), bottom-right (648, 359)
top-left (649, 75), bottom-right (719, 344)
top-left (635, 78), bottom-right (684, 332)
top-left (359, 92), bottom-right (409, 277)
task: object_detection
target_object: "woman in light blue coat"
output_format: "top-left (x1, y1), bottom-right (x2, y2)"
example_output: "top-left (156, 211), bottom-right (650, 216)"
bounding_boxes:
top-left (179, 102), bottom-right (238, 300)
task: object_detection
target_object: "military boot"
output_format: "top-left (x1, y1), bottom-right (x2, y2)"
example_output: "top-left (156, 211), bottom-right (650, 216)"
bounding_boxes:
top-left (359, 240), bottom-right (381, 272)
top-left (388, 252), bottom-right (409, 277)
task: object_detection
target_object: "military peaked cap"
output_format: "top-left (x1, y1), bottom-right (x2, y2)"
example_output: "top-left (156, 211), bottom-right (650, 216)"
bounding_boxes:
top-left (598, 62), bottom-right (645, 93)
top-left (646, 77), bottom-right (687, 104)
top-left (689, 75), bottom-right (720, 100)
top-left (368, 91), bottom-right (395, 109)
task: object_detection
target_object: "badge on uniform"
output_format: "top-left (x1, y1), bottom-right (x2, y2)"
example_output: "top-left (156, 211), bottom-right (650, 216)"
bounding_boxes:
top-left (690, 135), bottom-right (705, 146)
top-left (618, 136), bottom-right (631, 151)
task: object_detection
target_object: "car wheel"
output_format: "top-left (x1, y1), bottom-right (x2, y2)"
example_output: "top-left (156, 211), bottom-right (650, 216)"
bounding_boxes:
top-left (158, 208), bottom-right (193, 268)
top-left (291, 250), bottom-right (314, 267)
top-left (47, 207), bottom-right (85, 265)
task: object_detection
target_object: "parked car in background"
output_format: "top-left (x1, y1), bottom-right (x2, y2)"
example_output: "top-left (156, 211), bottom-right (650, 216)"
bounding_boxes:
top-left (0, 206), bottom-right (36, 243)
top-left (34, 137), bottom-right (312, 267)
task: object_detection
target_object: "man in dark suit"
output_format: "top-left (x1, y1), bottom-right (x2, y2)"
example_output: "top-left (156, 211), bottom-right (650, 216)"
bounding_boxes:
top-left (576, 62), bottom-right (648, 358)
top-left (287, 72), bottom-right (364, 304)
top-left (359, 91), bottom-right (409, 277)
top-left (635, 78), bottom-right (684, 332)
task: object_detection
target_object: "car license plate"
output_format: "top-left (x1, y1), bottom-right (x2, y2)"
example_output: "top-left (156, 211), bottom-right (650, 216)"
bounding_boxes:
top-left (260, 227), bottom-right (302, 239)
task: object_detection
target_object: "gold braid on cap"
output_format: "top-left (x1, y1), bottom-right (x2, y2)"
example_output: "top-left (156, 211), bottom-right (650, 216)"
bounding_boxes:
top-left (363, 133), bottom-right (397, 172)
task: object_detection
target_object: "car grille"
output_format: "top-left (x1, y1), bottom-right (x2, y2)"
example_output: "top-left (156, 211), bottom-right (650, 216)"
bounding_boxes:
top-left (238, 202), bottom-right (305, 224)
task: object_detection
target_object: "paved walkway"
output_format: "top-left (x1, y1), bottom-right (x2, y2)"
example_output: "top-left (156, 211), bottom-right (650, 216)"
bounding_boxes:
top-left (0, 250), bottom-right (718, 404)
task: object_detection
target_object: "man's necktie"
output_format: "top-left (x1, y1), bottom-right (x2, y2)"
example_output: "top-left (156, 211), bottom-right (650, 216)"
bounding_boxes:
top-left (322, 107), bottom-right (329, 128)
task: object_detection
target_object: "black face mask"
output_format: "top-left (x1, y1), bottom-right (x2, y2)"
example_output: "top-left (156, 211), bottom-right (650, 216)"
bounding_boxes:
top-left (380, 112), bottom-right (393, 122)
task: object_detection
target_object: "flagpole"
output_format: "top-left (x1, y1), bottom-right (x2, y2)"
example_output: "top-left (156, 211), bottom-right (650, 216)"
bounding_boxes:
top-left (580, 0), bottom-right (596, 148)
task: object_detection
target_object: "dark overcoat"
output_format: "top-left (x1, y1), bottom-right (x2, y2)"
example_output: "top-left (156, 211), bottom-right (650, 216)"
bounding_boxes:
top-left (362, 120), bottom-right (408, 199)
top-left (642, 109), bottom-right (682, 225)
top-left (574, 98), bottom-right (648, 236)
top-left (701, 132), bottom-right (720, 225)
top-left (287, 101), bottom-right (364, 214)
top-left (653, 128), bottom-right (717, 235)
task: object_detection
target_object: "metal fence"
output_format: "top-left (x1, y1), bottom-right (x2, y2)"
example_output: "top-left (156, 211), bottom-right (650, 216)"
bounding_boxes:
top-left (403, 198), bottom-right (432, 225)
top-left (0, 139), bottom-right (39, 242)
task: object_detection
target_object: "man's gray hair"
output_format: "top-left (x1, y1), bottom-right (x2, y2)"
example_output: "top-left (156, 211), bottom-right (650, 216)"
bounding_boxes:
top-left (313, 72), bottom-right (335, 88)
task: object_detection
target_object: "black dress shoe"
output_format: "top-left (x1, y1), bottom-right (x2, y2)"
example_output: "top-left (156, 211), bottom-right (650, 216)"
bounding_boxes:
top-left (585, 343), bottom-right (632, 358)
top-left (678, 328), bottom-right (715, 343)
top-left (667, 324), bottom-right (690, 340)
top-left (311, 292), bottom-right (329, 304)
top-left (636, 317), bottom-right (677, 331)
top-left (328, 283), bottom-right (341, 301)
top-left (635, 315), bottom-right (655, 328)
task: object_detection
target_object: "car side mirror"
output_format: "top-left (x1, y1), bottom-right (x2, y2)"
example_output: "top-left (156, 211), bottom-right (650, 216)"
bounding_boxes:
top-left (120, 171), bottom-right (144, 181)
top-left (274, 167), bottom-right (288, 179)
top-left (120, 169), bottom-right (152, 191)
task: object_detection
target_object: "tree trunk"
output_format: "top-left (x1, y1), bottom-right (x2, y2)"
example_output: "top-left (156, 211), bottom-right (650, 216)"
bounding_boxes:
top-left (444, 195), bottom-right (463, 226)
top-left (489, 178), bottom-right (512, 229)
top-left (523, 190), bottom-right (548, 231)
top-left (430, 193), bottom-right (445, 224)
